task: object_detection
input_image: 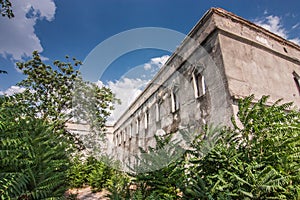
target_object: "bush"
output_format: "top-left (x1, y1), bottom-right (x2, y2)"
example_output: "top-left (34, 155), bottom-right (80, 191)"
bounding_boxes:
top-left (184, 95), bottom-right (300, 199)
top-left (0, 97), bottom-right (72, 199)
top-left (67, 155), bottom-right (119, 192)
top-left (116, 95), bottom-right (300, 200)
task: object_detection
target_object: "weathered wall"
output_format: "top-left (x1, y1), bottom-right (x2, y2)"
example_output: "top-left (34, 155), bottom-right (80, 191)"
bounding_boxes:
top-left (213, 10), bottom-right (300, 107)
top-left (111, 24), bottom-right (235, 169)
top-left (66, 8), bottom-right (300, 170)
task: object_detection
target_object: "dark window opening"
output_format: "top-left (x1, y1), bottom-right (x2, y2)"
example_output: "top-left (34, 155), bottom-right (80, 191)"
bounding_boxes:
top-left (293, 71), bottom-right (300, 95)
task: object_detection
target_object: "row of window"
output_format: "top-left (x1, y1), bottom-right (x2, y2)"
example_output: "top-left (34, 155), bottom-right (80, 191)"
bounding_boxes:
top-left (114, 69), bottom-right (300, 147)
top-left (114, 70), bottom-right (206, 146)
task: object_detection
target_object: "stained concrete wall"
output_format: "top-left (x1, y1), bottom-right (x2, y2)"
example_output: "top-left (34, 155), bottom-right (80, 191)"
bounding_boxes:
top-left (67, 8), bottom-right (300, 169)
top-left (219, 31), bottom-right (300, 107)
top-left (110, 8), bottom-right (300, 169)
top-left (111, 13), bottom-right (235, 167)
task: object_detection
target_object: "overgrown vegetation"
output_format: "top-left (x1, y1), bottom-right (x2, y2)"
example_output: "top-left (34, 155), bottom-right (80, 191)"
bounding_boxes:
top-left (108, 95), bottom-right (300, 200)
top-left (184, 95), bottom-right (300, 199)
top-left (0, 52), bottom-right (117, 199)
top-left (1, 50), bottom-right (299, 199)
top-left (67, 156), bottom-right (121, 192)
top-left (0, 96), bottom-right (71, 199)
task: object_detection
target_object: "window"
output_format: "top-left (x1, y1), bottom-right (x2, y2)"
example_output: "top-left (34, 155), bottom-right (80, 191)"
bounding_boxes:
top-left (171, 84), bottom-right (179, 113)
top-left (117, 133), bottom-right (121, 146)
top-left (155, 103), bottom-right (160, 122)
top-left (115, 135), bottom-right (118, 146)
top-left (136, 119), bottom-right (139, 134)
top-left (129, 124), bottom-right (132, 139)
top-left (144, 110), bottom-right (149, 129)
top-left (120, 131), bottom-right (123, 144)
top-left (123, 129), bottom-right (126, 143)
top-left (192, 69), bottom-right (206, 98)
top-left (293, 71), bottom-right (300, 95)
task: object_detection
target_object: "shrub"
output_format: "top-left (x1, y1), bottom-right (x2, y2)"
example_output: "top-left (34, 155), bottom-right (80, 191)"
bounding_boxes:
top-left (0, 97), bottom-right (72, 199)
top-left (184, 95), bottom-right (300, 199)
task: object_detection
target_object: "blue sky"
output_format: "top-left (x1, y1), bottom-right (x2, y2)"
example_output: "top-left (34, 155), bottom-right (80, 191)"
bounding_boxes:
top-left (0, 0), bottom-right (300, 122)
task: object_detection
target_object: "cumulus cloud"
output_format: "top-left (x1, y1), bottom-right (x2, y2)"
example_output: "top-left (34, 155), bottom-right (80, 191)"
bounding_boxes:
top-left (255, 15), bottom-right (287, 38)
top-left (143, 55), bottom-right (169, 71)
top-left (102, 55), bottom-right (170, 124)
top-left (254, 15), bottom-right (300, 45)
top-left (150, 55), bottom-right (170, 68)
top-left (103, 78), bottom-right (149, 124)
top-left (0, 85), bottom-right (25, 96)
top-left (0, 0), bottom-right (56, 61)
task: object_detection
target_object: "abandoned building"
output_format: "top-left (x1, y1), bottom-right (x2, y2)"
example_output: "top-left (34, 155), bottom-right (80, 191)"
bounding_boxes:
top-left (67, 8), bottom-right (300, 170)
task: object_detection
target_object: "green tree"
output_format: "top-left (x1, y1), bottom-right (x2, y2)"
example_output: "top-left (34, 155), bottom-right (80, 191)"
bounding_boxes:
top-left (0, 51), bottom-right (119, 198)
top-left (15, 51), bottom-right (118, 150)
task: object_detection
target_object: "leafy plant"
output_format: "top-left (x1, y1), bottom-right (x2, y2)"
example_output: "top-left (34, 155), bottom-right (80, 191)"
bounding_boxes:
top-left (0, 97), bottom-right (72, 199)
top-left (106, 170), bottom-right (131, 200)
top-left (184, 95), bottom-right (300, 199)
top-left (16, 51), bottom-right (117, 131)
top-left (67, 156), bottom-right (92, 188)
top-left (0, 0), bottom-right (14, 18)
top-left (130, 133), bottom-right (188, 200)
top-left (67, 155), bottom-right (120, 193)
top-left (87, 157), bottom-right (114, 192)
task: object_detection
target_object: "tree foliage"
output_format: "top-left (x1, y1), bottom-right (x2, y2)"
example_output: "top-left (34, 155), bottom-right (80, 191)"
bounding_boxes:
top-left (128, 133), bottom-right (188, 199)
top-left (0, 51), bottom-right (119, 199)
top-left (0, 0), bottom-right (13, 18)
top-left (119, 95), bottom-right (300, 199)
top-left (185, 95), bottom-right (300, 199)
top-left (15, 51), bottom-right (118, 151)
top-left (0, 96), bottom-right (71, 199)
top-left (16, 51), bottom-right (117, 131)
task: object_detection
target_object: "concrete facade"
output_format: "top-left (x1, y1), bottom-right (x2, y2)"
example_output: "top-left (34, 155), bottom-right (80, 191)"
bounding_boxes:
top-left (68, 8), bottom-right (300, 168)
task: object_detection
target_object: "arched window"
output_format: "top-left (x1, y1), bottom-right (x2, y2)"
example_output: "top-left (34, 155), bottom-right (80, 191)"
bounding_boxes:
top-left (155, 102), bottom-right (160, 122)
top-left (136, 118), bottom-right (139, 134)
top-left (123, 129), bottom-right (126, 143)
top-left (171, 83), bottom-right (179, 113)
top-left (120, 131), bottom-right (123, 144)
top-left (117, 133), bottom-right (121, 146)
top-left (115, 134), bottom-right (118, 146)
top-left (144, 110), bottom-right (149, 129)
top-left (129, 123), bottom-right (132, 139)
top-left (192, 68), bottom-right (206, 98)
top-left (293, 71), bottom-right (300, 95)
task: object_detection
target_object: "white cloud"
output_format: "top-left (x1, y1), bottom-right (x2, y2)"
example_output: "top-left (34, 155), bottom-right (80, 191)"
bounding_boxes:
top-left (103, 55), bottom-right (170, 124)
top-left (143, 55), bottom-right (169, 71)
top-left (255, 15), bottom-right (287, 38)
top-left (0, 85), bottom-right (25, 96)
top-left (144, 63), bottom-right (152, 70)
top-left (104, 78), bottom-right (149, 124)
top-left (292, 23), bottom-right (300, 30)
top-left (254, 15), bottom-right (300, 45)
top-left (289, 38), bottom-right (300, 45)
top-left (0, 0), bottom-right (56, 61)
top-left (150, 55), bottom-right (170, 68)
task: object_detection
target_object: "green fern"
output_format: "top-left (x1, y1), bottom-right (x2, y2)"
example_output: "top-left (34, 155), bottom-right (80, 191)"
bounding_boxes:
top-left (184, 95), bottom-right (300, 199)
top-left (0, 97), bottom-right (72, 199)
